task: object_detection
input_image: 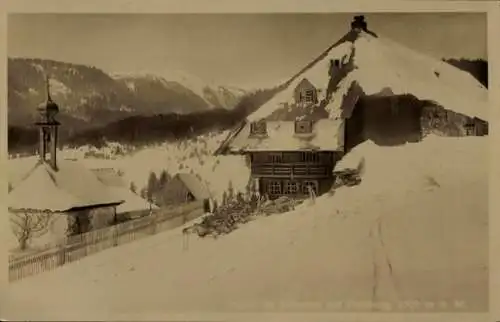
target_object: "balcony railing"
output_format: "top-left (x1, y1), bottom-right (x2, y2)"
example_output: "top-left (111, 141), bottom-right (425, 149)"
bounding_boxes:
top-left (251, 163), bottom-right (331, 177)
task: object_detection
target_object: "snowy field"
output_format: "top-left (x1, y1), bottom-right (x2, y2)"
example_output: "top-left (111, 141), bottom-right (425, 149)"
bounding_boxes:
top-left (3, 135), bottom-right (488, 320)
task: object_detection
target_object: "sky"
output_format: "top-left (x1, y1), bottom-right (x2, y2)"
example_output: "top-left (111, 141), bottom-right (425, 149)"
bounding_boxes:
top-left (8, 13), bottom-right (486, 89)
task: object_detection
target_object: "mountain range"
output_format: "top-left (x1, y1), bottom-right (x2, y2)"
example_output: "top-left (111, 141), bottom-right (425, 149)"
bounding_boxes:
top-left (8, 58), bottom-right (247, 131)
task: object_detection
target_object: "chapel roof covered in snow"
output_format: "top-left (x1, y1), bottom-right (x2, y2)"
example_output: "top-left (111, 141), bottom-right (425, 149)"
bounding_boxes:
top-left (92, 168), bottom-right (159, 214)
top-left (215, 16), bottom-right (489, 155)
top-left (9, 160), bottom-right (124, 213)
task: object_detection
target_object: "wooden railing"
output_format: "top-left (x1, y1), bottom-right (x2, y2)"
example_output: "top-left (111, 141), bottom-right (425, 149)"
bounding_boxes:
top-left (251, 163), bottom-right (331, 177)
top-left (8, 201), bottom-right (205, 282)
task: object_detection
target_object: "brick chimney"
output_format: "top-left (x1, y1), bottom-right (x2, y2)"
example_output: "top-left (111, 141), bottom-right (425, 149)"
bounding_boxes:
top-left (351, 15), bottom-right (368, 32)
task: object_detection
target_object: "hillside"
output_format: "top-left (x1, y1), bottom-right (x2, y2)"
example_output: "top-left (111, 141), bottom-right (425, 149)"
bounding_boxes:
top-left (4, 136), bottom-right (488, 320)
top-left (7, 58), bottom-right (247, 134)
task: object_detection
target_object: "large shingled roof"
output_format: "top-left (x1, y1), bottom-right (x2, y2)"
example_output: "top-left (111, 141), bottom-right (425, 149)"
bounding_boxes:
top-left (215, 19), bottom-right (488, 155)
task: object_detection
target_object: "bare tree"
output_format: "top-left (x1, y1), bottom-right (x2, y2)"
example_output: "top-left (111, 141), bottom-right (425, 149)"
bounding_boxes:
top-left (10, 211), bottom-right (52, 251)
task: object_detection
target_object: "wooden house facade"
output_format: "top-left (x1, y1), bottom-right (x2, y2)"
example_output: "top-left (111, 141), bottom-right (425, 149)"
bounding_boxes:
top-left (215, 70), bottom-right (346, 199)
top-left (250, 150), bottom-right (340, 198)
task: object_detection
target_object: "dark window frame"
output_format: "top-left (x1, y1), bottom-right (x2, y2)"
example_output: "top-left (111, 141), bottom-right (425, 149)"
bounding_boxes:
top-left (284, 180), bottom-right (299, 195)
top-left (304, 89), bottom-right (315, 103)
top-left (302, 180), bottom-right (318, 195)
top-left (250, 120), bottom-right (267, 135)
top-left (268, 180), bottom-right (282, 195)
top-left (295, 120), bottom-right (313, 134)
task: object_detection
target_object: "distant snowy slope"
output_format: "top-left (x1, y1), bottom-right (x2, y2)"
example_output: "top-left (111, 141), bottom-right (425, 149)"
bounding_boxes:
top-left (111, 70), bottom-right (247, 110)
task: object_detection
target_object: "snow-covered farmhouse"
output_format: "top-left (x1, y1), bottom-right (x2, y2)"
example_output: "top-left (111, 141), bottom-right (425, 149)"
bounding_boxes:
top-left (161, 173), bottom-right (212, 211)
top-left (8, 80), bottom-right (125, 249)
top-left (215, 15), bottom-right (489, 200)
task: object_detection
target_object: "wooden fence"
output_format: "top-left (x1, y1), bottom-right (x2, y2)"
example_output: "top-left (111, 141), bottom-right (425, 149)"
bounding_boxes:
top-left (8, 201), bottom-right (205, 282)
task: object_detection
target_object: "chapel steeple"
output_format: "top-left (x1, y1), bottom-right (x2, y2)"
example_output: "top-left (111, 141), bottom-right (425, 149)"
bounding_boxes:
top-left (35, 75), bottom-right (61, 171)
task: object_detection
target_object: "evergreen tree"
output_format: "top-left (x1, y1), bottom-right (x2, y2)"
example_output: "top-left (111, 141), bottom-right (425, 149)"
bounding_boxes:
top-left (146, 171), bottom-right (159, 202)
top-left (227, 180), bottom-right (235, 202)
top-left (222, 191), bottom-right (228, 206)
top-left (158, 170), bottom-right (170, 190)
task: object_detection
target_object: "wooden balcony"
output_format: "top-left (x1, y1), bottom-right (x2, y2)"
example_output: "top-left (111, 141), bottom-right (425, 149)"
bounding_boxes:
top-left (251, 163), bottom-right (332, 178)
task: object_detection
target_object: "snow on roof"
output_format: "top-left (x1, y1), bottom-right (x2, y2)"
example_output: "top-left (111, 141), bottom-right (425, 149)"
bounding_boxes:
top-left (91, 167), bottom-right (157, 213)
top-left (9, 160), bottom-right (124, 213)
top-left (8, 156), bottom-right (39, 189)
top-left (247, 41), bottom-right (353, 122)
top-left (247, 30), bottom-right (488, 123)
top-left (351, 33), bottom-right (488, 121)
top-left (108, 187), bottom-right (158, 214)
top-left (91, 168), bottom-right (126, 187)
top-left (175, 173), bottom-right (211, 200)
top-left (227, 119), bottom-right (344, 152)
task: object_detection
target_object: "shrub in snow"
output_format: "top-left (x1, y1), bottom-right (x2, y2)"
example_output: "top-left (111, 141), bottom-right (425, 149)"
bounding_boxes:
top-left (183, 181), bottom-right (304, 239)
top-left (10, 211), bottom-right (53, 251)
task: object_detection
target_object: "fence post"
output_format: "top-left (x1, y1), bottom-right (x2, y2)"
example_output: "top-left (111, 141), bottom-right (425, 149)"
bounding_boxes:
top-left (57, 243), bottom-right (66, 266)
top-left (150, 212), bottom-right (158, 235)
top-left (113, 225), bottom-right (118, 247)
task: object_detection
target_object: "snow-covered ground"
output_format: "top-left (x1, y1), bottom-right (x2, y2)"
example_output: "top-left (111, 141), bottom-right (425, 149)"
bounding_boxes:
top-left (3, 135), bottom-right (488, 320)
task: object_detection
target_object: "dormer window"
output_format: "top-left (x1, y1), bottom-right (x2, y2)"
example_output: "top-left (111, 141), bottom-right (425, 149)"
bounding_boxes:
top-left (250, 120), bottom-right (267, 135)
top-left (295, 78), bottom-right (318, 105)
top-left (295, 120), bottom-right (313, 134)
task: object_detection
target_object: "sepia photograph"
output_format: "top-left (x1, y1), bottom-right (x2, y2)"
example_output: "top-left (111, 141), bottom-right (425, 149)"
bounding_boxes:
top-left (3, 8), bottom-right (492, 321)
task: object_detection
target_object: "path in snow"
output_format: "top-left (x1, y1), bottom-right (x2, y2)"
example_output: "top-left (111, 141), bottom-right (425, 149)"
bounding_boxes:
top-left (3, 136), bottom-right (488, 320)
